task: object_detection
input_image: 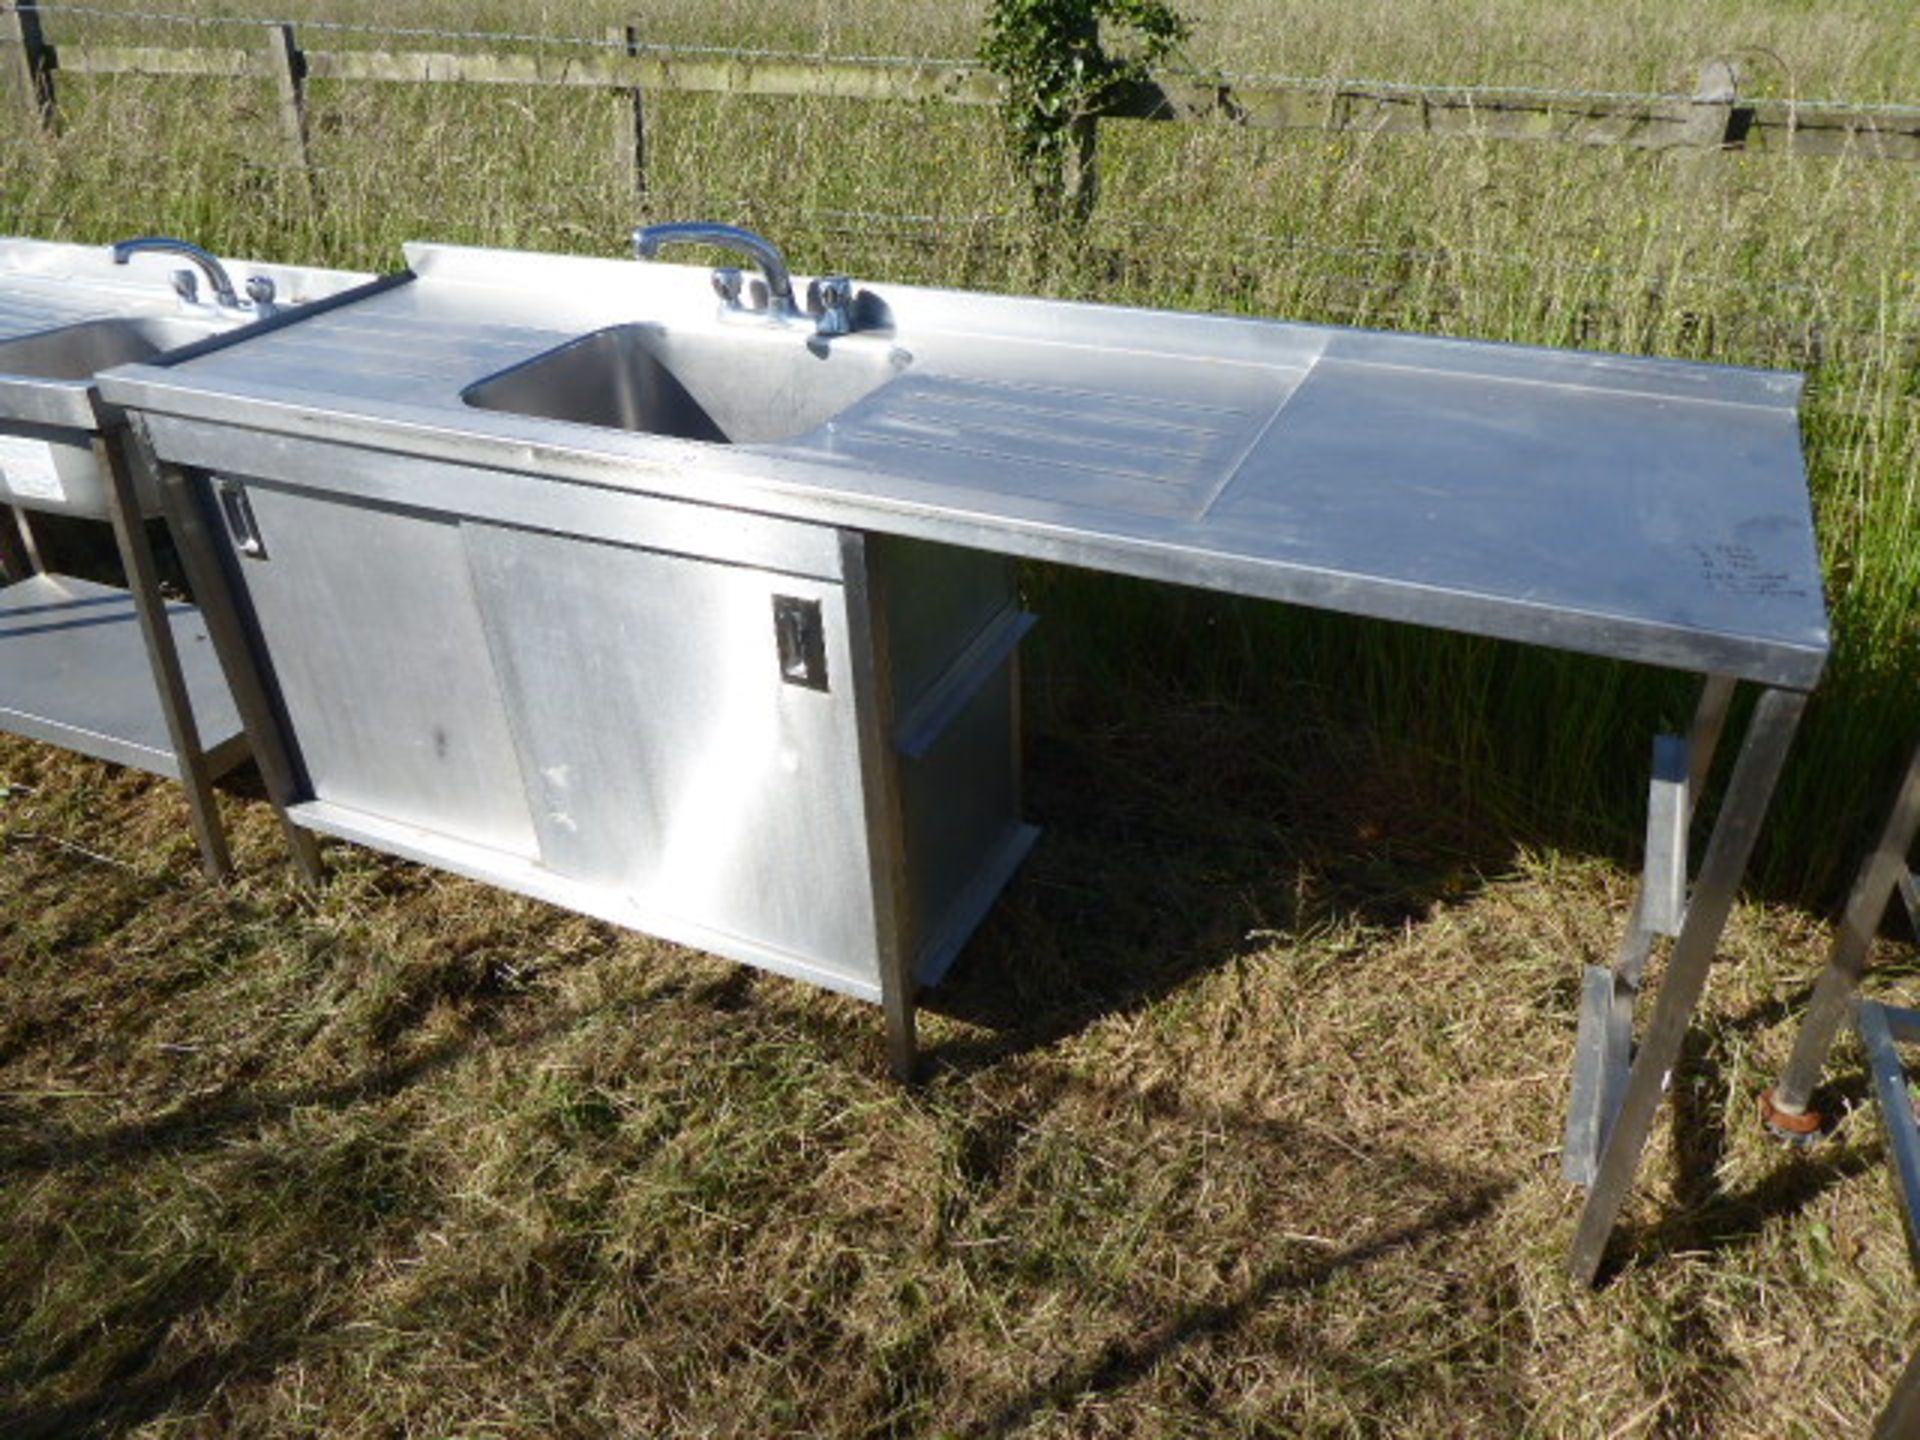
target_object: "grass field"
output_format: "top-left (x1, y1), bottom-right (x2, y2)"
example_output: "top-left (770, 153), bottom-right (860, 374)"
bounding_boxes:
top-left (4, 0), bottom-right (1920, 1434)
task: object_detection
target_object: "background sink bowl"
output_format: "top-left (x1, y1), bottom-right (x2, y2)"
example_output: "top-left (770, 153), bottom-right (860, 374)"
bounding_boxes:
top-left (0, 315), bottom-right (231, 518)
top-left (462, 322), bottom-right (912, 446)
top-left (0, 314), bottom-right (227, 385)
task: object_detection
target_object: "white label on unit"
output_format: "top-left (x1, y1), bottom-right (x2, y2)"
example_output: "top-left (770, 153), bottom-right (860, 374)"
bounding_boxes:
top-left (0, 435), bottom-right (65, 503)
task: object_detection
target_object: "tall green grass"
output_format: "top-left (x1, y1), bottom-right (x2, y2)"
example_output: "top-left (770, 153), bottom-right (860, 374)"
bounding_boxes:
top-left (3, 3), bottom-right (1917, 898)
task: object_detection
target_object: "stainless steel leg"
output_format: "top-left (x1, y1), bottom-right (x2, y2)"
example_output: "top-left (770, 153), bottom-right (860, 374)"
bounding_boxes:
top-left (1856, 1001), bottom-right (1920, 1271)
top-left (1764, 741), bottom-right (1920, 1124)
top-left (1874, 1347), bottom-right (1920, 1440)
top-left (97, 435), bottom-right (231, 880)
top-left (1852, 1002), bottom-right (1920, 1439)
top-left (1620, 674), bottom-right (1740, 990)
top-left (9, 504), bottom-right (44, 575)
top-left (1568, 686), bottom-right (1808, 1286)
top-left (1563, 674), bottom-right (1737, 1184)
top-left (144, 443), bottom-right (323, 888)
top-left (839, 530), bottom-right (919, 1081)
top-left (883, 972), bottom-right (920, 1082)
top-left (0, 503), bottom-right (31, 580)
top-left (1563, 952), bottom-right (1635, 1187)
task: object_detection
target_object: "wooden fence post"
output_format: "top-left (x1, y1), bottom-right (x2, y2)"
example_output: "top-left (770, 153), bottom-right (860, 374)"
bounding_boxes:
top-left (1685, 58), bottom-right (1742, 152)
top-left (265, 23), bottom-right (317, 202)
top-left (2, 1), bottom-right (58, 138)
top-left (609, 24), bottom-right (649, 217)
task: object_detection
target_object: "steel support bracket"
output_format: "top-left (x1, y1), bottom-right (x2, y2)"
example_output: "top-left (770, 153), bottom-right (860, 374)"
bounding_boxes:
top-left (1567, 684), bottom-right (1804, 1286)
top-left (1562, 680), bottom-right (1734, 1188)
top-left (1644, 733), bottom-right (1691, 937)
top-left (1563, 964), bottom-right (1635, 1184)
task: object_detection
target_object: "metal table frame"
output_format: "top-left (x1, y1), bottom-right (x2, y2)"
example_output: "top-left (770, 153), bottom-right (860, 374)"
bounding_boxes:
top-left (1765, 740), bottom-right (1920, 1128)
top-left (1853, 1000), bottom-right (1920, 1439)
top-left (1558, 676), bottom-right (1809, 1284)
top-left (0, 435), bottom-right (238, 879)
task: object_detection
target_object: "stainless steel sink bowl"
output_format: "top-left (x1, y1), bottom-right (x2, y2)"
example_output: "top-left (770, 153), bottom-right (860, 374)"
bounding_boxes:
top-left (0, 314), bottom-right (225, 386)
top-left (0, 237), bottom-right (375, 520)
top-left (461, 322), bottom-right (913, 445)
top-left (0, 315), bottom-right (231, 517)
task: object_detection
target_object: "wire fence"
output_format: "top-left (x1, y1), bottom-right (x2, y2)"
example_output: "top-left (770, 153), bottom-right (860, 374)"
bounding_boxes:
top-left (10, 2), bottom-right (1920, 140)
top-left (22, 2), bottom-right (1920, 117)
top-left (30, 3), bottom-right (947, 65)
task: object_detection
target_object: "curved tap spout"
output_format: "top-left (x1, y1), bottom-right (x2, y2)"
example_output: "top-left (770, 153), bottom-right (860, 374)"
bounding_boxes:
top-left (111, 236), bottom-right (241, 309)
top-left (633, 222), bottom-right (798, 320)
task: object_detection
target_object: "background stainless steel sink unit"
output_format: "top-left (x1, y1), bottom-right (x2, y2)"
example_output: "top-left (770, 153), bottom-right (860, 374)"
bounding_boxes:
top-left (0, 237), bottom-right (372, 875)
top-left (98, 232), bottom-right (1829, 1280)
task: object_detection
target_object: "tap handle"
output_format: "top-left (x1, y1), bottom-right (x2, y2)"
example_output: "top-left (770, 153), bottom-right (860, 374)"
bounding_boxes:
top-left (814, 275), bottom-right (855, 337)
top-left (711, 267), bottom-right (745, 308)
top-left (170, 269), bottom-right (200, 305)
top-left (245, 275), bottom-right (277, 308)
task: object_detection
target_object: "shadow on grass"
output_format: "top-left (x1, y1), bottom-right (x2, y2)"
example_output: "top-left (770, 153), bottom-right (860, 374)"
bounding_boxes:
top-left (959, 1180), bottom-right (1516, 1440)
top-left (0, 985), bottom-right (1530, 1437)
top-left (1586, 1027), bottom-right (1884, 1292)
top-left (0, 1268), bottom-right (301, 1440)
top-left (1603, 1141), bottom-right (1882, 1280)
top-left (0, 1066), bottom-right (455, 1437)
top-left (0, 1031), bottom-right (470, 1174)
top-left (920, 692), bottom-right (1519, 1074)
top-left (915, 1058), bottom-right (1532, 1435)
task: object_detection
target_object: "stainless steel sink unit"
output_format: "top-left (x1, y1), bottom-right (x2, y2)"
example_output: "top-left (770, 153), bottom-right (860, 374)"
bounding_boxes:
top-left (96, 235), bottom-right (1037, 1080)
top-left (98, 233), bottom-right (1829, 1282)
top-left (0, 238), bottom-right (374, 875)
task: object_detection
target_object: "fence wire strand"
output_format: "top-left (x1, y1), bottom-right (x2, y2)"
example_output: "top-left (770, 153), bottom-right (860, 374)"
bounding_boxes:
top-left (26, 2), bottom-right (1920, 118)
top-left (29, 3), bottom-right (957, 66)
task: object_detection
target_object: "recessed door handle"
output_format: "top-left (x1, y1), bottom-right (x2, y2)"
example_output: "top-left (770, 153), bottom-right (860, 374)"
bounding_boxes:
top-left (772, 594), bottom-right (827, 691)
top-left (215, 479), bottom-right (266, 559)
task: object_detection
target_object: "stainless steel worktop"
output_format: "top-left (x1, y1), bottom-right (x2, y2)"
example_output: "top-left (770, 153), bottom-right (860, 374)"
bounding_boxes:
top-left (0, 237), bottom-right (365, 332)
top-left (97, 242), bottom-right (1830, 689)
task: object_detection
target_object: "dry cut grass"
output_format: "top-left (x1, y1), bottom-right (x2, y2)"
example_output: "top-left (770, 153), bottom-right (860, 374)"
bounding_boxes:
top-left (1, 652), bottom-right (1916, 1436)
